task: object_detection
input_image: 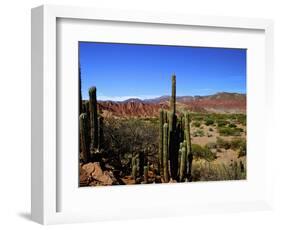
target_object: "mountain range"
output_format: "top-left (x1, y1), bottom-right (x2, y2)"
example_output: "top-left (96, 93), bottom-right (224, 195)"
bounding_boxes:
top-left (95, 92), bottom-right (246, 117)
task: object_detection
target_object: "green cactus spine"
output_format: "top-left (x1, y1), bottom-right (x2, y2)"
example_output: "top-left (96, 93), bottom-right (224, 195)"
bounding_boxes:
top-left (163, 123), bottom-right (169, 183)
top-left (89, 87), bottom-right (99, 151)
top-left (79, 113), bottom-right (90, 163)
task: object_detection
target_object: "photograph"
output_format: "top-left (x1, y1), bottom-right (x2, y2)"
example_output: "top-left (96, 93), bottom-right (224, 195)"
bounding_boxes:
top-left (78, 42), bottom-right (247, 187)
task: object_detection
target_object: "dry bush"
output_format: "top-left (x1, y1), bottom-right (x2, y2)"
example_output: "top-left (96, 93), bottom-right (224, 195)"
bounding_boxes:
top-left (192, 160), bottom-right (246, 181)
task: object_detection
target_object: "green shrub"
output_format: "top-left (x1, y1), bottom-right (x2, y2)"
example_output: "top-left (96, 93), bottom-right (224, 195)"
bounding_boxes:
top-left (191, 160), bottom-right (246, 181)
top-left (217, 120), bottom-right (229, 127)
top-left (238, 141), bottom-right (246, 157)
top-left (193, 121), bottom-right (201, 128)
top-left (218, 127), bottom-right (242, 136)
top-left (205, 118), bottom-right (214, 126)
top-left (209, 127), bottom-right (214, 132)
top-left (191, 144), bottom-right (216, 161)
top-left (206, 142), bottom-right (217, 149)
top-left (192, 129), bottom-right (204, 137)
top-left (192, 114), bottom-right (204, 121)
top-left (216, 137), bottom-right (231, 149)
top-left (230, 138), bottom-right (246, 150)
top-left (236, 114), bottom-right (246, 126)
top-left (228, 123), bottom-right (237, 128)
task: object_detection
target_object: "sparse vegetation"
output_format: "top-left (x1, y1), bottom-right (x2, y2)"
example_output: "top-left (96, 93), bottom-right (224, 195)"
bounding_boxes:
top-left (79, 75), bottom-right (246, 186)
top-left (192, 160), bottom-right (246, 181)
top-left (216, 137), bottom-right (231, 149)
top-left (228, 123), bottom-right (237, 128)
top-left (192, 129), bottom-right (204, 137)
top-left (217, 120), bottom-right (229, 127)
top-left (218, 127), bottom-right (242, 136)
top-left (205, 118), bottom-right (214, 126)
top-left (191, 144), bottom-right (216, 162)
top-left (193, 121), bottom-right (201, 128)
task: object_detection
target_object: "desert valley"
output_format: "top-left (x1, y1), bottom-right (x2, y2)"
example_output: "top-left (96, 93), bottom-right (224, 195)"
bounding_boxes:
top-left (79, 76), bottom-right (246, 187)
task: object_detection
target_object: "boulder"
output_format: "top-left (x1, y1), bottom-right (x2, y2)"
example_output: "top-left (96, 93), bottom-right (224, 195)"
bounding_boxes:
top-left (81, 162), bottom-right (114, 186)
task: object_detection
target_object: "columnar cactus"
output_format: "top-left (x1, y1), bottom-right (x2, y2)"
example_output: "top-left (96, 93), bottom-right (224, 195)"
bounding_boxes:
top-left (84, 101), bottom-right (89, 116)
top-left (157, 74), bottom-right (193, 183)
top-left (184, 113), bottom-right (191, 153)
top-left (98, 116), bottom-right (104, 149)
top-left (158, 109), bottom-right (164, 175)
top-left (171, 74), bottom-right (176, 115)
top-left (138, 152), bottom-right (144, 177)
top-left (179, 145), bottom-right (187, 182)
top-left (169, 74), bottom-right (179, 179)
top-left (178, 114), bottom-right (185, 143)
top-left (79, 64), bottom-right (82, 115)
top-left (131, 155), bottom-right (137, 179)
top-left (184, 113), bottom-right (193, 181)
top-left (79, 113), bottom-right (90, 163)
top-left (163, 123), bottom-right (169, 183)
top-left (89, 87), bottom-right (99, 151)
top-left (132, 165), bottom-right (137, 180)
top-left (164, 110), bottom-right (168, 123)
top-left (143, 166), bottom-right (148, 184)
top-left (178, 142), bottom-right (183, 174)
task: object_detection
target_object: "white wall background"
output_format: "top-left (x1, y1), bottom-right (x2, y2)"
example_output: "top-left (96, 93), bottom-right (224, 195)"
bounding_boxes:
top-left (0, 0), bottom-right (280, 229)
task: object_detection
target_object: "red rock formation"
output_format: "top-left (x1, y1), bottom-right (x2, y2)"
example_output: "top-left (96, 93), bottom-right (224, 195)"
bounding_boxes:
top-left (86, 93), bottom-right (246, 118)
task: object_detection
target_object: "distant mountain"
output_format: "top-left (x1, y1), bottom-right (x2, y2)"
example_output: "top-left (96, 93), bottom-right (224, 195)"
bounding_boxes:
top-left (95, 92), bottom-right (246, 117)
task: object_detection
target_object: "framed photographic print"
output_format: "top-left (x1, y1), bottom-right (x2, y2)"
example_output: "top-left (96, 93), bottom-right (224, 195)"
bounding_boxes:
top-left (31, 5), bottom-right (274, 225)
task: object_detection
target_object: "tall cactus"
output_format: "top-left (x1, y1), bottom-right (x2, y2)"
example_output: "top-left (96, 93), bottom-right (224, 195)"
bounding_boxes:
top-left (169, 117), bottom-right (178, 179)
top-left (84, 101), bottom-right (89, 116)
top-left (98, 116), bottom-right (104, 149)
top-left (164, 110), bottom-right (168, 123)
top-left (143, 166), bottom-right (148, 184)
top-left (132, 165), bottom-right (137, 180)
top-left (170, 74), bottom-right (176, 115)
top-left (184, 113), bottom-right (191, 153)
top-left (138, 152), bottom-right (144, 177)
top-left (169, 74), bottom-right (179, 179)
top-left (179, 145), bottom-right (187, 182)
top-left (79, 113), bottom-right (90, 163)
top-left (131, 155), bottom-right (137, 179)
top-left (178, 142), bottom-right (183, 175)
top-left (158, 74), bottom-right (193, 183)
top-left (89, 87), bottom-right (99, 152)
top-left (163, 123), bottom-right (169, 182)
top-left (158, 109), bottom-right (164, 175)
top-left (79, 63), bottom-right (82, 115)
top-left (184, 113), bottom-right (193, 181)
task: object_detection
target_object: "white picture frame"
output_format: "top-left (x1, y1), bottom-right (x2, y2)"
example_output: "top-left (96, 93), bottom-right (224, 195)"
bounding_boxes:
top-left (31, 5), bottom-right (274, 225)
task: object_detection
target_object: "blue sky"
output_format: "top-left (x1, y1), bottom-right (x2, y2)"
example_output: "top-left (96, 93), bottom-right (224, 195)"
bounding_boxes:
top-left (79, 42), bottom-right (246, 101)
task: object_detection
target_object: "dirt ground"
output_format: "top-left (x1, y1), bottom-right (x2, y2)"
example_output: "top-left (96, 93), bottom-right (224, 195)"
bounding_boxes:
top-left (191, 122), bottom-right (246, 166)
